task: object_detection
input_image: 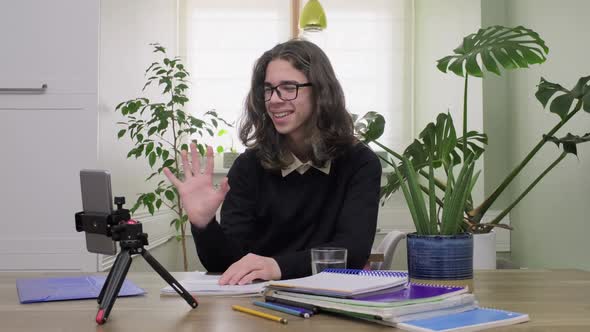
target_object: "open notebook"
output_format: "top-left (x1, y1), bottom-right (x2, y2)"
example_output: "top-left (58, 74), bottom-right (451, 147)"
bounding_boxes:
top-left (160, 271), bottom-right (267, 297)
top-left (267, 269), bottom-right (408, 298)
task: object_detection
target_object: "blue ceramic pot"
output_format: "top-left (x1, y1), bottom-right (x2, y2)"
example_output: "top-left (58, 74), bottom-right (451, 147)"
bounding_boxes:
top-left (407, 233), bottom-right (473, 289)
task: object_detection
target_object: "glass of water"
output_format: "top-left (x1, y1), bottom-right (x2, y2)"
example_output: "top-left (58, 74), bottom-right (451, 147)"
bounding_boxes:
top-left (311, 247), bottom-right (347, 274)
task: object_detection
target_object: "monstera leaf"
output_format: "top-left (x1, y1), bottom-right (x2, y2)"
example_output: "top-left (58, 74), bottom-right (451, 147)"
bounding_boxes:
top-left (437, 25), bottom-right (549, 77)
top-left (354, 111), bottom-right (385, 143)
top-left (545, 132), bottom-right (590, 156)
top-left (535, 76), bottom-right (590, 120)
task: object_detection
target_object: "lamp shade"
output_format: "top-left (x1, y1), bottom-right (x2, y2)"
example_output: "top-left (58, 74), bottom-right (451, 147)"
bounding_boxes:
top-left (299, 0), bottom-right (327, 32)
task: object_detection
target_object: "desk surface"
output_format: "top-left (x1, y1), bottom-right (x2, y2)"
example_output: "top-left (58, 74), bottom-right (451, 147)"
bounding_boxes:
top-left (2, 269), bottom-right (590, 332)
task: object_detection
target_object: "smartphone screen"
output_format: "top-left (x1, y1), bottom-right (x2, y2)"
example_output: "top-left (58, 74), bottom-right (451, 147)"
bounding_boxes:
top-left (80, 169), bottom-right (117, 255)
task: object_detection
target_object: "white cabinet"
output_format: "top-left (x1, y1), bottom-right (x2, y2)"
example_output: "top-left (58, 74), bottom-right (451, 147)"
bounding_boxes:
top-left (0, 0), bottom-right (100, 271)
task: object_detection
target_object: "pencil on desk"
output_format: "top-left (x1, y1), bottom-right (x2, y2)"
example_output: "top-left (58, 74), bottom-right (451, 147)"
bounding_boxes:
top-left (232, 305), bottom-right (288, 324)
top-left (253, 300), bottom-right (310, 318)
top-left (265, 295), bottom-right (319, 314)
top-left (267, 301), bottom-right (314, 317)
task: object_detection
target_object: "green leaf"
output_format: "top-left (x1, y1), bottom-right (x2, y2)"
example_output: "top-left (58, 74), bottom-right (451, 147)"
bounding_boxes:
top-left (437, 25), bottom-right (548, 78)
top-left (354, 112), bottom-right (385, 143)
top-left (162, 159), bottom-right (175, 168)
top-left (535, 77), bottom-right (566, 108)
top-left (117, 129), bottom-right (126, 139)
top-left (584, 90), bottom-right (590, 113)
top-left (148, 126), bottom-right (158, 136)
top-left (465, 54), bottom-right (483, 77)
top-left (217, 146), bottom-right (224, 153)
top-left (550, 94), bottom-right (575, 120)
top-left (149, 152), bottom-right (157, 167)
top-left (206, 128), bottom-right (214, 136)
top-left (165, 190), bottom-right (175, 201)
top-left (197, 144), bottom-right (206, 156)
top-left (571, 76), bottom-right (590, 99)
top-left (162, 150), bottom-right (170, 160)
top-left (147, 203), bottom-right (155, 215)
top-left (181, 144), bottom-right (189, 151)
top-left (156, 199), bottom-right (162, 209)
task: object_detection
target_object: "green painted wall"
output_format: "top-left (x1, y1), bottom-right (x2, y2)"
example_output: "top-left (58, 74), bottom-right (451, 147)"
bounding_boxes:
top-left (482, 0), bottom-right (590, 270)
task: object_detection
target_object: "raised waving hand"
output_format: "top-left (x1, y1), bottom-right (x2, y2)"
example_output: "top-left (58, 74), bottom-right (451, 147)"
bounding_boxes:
top-left (163, 143), bottom-right (230, 229)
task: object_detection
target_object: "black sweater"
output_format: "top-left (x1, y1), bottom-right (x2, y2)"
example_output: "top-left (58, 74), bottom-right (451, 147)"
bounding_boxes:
top-left (191, 143), bottom-right (382, 279)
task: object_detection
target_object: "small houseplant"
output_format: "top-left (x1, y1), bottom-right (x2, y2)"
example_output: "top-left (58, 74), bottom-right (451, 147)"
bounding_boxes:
top-left (115, 44), bottom-right (230, 271)
top-left (358, 25), bottom-right (590, 236)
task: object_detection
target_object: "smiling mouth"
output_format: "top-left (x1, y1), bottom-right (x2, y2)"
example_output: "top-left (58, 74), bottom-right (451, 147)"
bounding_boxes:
top-left (271, 111), bottom-right (293, 119)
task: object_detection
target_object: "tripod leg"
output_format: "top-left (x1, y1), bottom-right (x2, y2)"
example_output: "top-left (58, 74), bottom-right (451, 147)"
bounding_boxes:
top-left (98, 253), bottom-right (122, 305)
top-left (96, 250), bottom-right (132, 325)
top-left (141, 249), bottom-right (198, 308)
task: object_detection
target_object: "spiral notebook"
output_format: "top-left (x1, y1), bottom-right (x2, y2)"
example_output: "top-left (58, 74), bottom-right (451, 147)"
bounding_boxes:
top-left (267, 269), bottom-right (408, 298)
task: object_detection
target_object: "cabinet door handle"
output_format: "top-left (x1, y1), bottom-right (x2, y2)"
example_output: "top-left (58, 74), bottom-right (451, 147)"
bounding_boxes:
top-left (0, 84), bottom-right (48, 93)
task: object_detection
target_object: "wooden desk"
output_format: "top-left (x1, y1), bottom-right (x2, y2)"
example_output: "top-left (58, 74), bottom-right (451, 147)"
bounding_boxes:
top-left (1, 269), bottom-right (589, 331)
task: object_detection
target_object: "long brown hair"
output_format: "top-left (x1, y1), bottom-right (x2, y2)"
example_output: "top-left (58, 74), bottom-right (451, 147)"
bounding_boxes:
top-left (239, 39), bottom-right (356, 171)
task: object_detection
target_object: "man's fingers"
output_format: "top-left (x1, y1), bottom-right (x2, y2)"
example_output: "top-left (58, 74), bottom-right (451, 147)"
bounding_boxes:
top-left (163, 167), bottom-right (181, 187)
top-left (227, 267), bottom-right (252, 286)
top-left (190, 143), bottom-right (201, 174)
top-left (181, 150), bottom-right (193, 178)
top-left (238, 271), bottom-right (260, 285)
top-left (204, 145), bottom-right (214, 175)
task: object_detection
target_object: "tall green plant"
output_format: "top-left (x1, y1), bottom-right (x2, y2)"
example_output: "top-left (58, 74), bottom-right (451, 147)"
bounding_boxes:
top-left (357, 25), bottom-right (590, 233)
top-left (115, 44), bottom-right (230, 270)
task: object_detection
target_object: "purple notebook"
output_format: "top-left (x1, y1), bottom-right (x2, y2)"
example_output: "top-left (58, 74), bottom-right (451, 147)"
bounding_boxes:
top-left (354, 283), bottom-right (467, 303)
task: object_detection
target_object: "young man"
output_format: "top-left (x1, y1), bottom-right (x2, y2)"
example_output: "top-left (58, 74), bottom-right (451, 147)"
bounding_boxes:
top-left (164, 39), bottom-right (381, 284)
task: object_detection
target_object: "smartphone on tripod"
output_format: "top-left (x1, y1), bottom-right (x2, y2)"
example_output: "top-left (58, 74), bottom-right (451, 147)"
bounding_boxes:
top-left (80, 169), bottom-right (117, 255)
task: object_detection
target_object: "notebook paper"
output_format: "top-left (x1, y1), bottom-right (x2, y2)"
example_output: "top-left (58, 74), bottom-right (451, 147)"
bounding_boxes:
top-left (160, 271), bottom-right (268, 296)
top-left (268, 269), bottom-right (408, 297)
top-left (16, 275), bottom-right (145, 304)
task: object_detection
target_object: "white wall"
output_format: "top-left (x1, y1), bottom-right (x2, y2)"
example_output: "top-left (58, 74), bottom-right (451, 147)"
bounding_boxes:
top-left (414, 0), bottom-right (484, 204)
top-left (0, 0), bottom-right (99, 271)
top-left (483, 0), bottom-right (590, 270)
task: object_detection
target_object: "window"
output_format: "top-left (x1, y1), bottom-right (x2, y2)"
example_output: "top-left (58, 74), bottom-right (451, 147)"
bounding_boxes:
top-left (180, 0), bottom-right (413, 152)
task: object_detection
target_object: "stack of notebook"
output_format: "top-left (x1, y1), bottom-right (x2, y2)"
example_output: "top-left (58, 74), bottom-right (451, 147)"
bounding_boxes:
top-left (265, 269), bottom-right (529, 331)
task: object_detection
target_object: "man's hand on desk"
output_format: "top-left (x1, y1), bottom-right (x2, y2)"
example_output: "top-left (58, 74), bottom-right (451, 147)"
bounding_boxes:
top-left (218, 253), bottom-right (281, 285)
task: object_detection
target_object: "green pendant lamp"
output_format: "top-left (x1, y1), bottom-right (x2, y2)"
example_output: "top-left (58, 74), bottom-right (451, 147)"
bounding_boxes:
top-left (299, 0), bottom-right (327, 32)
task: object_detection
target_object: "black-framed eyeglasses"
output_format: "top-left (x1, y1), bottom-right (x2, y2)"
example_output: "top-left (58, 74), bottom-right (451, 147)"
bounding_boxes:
top-left (264, 82), bottom-right (313, 102)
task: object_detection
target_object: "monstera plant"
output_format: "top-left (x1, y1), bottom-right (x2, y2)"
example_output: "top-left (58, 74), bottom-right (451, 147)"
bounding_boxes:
top-left (357, 25), bottom-right (590, 234)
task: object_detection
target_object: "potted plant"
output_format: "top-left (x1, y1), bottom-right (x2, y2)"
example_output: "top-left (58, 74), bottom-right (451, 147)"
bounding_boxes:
top-left (115, 43), bottom-right (231, 271)
top-left (394, 114), bottom-right (479, 289)
top-left (357, 25), bottom-right (590, 270)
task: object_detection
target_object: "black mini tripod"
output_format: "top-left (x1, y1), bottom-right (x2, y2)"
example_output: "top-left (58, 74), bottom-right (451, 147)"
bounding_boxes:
top-left (76, 197), bottom-right (198, 325)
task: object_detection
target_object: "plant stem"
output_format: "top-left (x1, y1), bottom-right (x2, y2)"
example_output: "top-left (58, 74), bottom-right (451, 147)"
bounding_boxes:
top-left (462, 75), bottom-right (468, 158)
top-left (489, 151), bottom-right (567, 226)
top-left (470, 100), bottom-right (582, 221)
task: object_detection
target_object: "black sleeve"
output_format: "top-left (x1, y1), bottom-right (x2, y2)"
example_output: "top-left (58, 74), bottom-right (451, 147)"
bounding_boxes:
top-left (191, 151), bottom-right (258, 272)
top-left (273, 146), bottom-right (382, 279)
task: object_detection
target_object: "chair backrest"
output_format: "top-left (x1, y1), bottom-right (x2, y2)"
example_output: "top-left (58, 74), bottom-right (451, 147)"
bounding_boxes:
top-left (370, 230), bottom-right (406, 270)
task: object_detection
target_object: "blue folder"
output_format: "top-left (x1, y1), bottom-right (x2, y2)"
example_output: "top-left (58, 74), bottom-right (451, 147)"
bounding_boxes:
top-left (16, 275), bottom-right (145, 304)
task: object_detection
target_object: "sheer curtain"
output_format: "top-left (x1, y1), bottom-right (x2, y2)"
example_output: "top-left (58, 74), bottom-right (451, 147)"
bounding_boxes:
top-left (179, 0), bottom-right (413, 152)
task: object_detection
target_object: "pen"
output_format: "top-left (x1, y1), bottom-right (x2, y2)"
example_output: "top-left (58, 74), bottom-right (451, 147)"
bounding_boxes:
top-left (231, 305), bottom-right (288, 324)
top-left (265, 296), bottom-right (319, 314)
top-left (267, 301), bottom-right (314, 316)
top-left (253, 300), bottom-right (310, 318)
